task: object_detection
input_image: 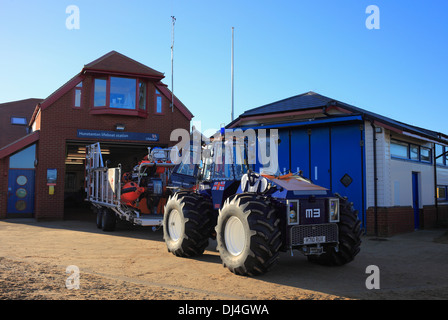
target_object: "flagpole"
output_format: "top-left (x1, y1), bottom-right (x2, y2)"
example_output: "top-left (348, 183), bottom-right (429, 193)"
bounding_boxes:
top-left (231, 27), bottom-right (234, 122)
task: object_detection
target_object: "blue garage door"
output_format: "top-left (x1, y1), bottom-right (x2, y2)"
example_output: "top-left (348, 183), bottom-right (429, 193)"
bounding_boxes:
top-left (290, 128), bottom-right (310, 178)
top-left (310, 127), bottom-right (331, 189)
top-left (330, 124), bottom-right (365, 225)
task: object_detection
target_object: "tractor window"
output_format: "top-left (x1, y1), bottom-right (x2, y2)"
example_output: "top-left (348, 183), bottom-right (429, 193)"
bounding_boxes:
top-left (211, 141), bottom-right (234, 180)
top-left (175, 145), bottom-right (200, 177)
top-left (176, 162), bottom-right (196, 177)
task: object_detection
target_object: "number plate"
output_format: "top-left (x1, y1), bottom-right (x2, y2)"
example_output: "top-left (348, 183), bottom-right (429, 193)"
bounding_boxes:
top-left (303, 236), bottom-right (326, 244)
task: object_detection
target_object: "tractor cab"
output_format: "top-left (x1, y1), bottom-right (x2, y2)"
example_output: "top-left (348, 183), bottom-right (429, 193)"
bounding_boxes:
top-left (197, 135), bottom-right (254, 210)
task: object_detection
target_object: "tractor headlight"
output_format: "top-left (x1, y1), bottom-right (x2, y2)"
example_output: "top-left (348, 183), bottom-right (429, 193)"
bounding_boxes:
top-left (287, 200), bottom-right (299, 225)
top-left (329, 198), bottom-right (340, 222)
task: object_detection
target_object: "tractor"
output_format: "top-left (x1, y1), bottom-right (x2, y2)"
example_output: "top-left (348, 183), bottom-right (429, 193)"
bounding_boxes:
top-left (163, 131), bottom-right (362, 276)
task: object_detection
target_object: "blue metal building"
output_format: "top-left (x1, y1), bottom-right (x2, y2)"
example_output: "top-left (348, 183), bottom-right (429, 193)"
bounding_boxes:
top-left (227, 92), bottom-right (448, 235)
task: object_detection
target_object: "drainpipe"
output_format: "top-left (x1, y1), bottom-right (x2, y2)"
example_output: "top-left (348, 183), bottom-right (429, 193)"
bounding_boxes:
top-left (370, 121), bottom-right (378, 237)
top-left (433, 143), bottom-right (439, 224)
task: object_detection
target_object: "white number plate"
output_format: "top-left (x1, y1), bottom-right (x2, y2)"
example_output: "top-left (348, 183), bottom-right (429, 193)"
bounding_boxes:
top-left (303, 236), bottom-right (326, 244)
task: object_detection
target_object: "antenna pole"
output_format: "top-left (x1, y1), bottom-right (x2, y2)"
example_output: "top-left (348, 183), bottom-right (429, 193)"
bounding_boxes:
top-left (231, 26), bottom-right (234, 122)
top-left (171, 16), bottom-right (176, 112)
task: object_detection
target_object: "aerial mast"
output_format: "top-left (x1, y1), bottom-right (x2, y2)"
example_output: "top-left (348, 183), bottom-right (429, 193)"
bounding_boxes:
top-left (231, 27), bottom-right (234, 121)
top-left (171, 16), bottom-right (176, 112)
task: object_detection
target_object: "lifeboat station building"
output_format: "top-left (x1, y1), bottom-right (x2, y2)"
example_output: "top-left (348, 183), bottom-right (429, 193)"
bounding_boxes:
top-left (228, 92), bottom-right (448, 236)
top-left (0, 51), bottom-right (193, 221)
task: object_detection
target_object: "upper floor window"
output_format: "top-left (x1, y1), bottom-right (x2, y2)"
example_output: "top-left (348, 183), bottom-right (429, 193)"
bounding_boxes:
top-left (93, 76), bottom-right (149, 112)
top-left (155, 89), bottom-right (163, 113)
top-left (390, 139), bottom-right (408, 159)
top-left (94, 78), bottom-right (108, 107)
top-left (390, 139), bottom-right (432, 164)
top-left (435, 144), bottom-right (448, 166)
top-left (74, 81), bottom-right (82, 108)
top-left (91, 76), bottom-right (150, 118)
top-left (11, 117), bottom-right (27, 125)
top-left (110, 77), bottom-right (136, 109)
top-left (138, 82), bottom-right (147, 110)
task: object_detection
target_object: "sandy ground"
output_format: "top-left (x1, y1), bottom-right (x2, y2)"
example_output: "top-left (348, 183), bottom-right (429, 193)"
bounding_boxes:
top-left (0, 215), bottom-right (447, 301)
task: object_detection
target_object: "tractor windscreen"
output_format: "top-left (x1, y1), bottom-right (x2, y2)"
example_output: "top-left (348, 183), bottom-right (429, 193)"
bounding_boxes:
top-left (210, 139), bottom-right (251, 180)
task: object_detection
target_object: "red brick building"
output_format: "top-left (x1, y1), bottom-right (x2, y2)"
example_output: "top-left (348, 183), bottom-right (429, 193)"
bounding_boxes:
top-left (0, 51), bottom-right (193, 220)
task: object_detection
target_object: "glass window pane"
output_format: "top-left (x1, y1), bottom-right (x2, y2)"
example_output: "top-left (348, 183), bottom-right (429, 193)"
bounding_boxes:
top-left (138, 82), bottom-right (147, 110)
top-left (437, 186), bottom-right (447, 200)
top-left (156, 96), bottom-right (162, 113)
top-left (110, 77), bottom-right (136, 109)
top-left (74, 89), bottom-right (81, 107)
top-left (11, 117), bottom-right (27, 125)
top-left (420, 147), bottom-right (431, 162)
top-left (94, 78), bottom-right (107, 107)
top-left (436, 145), bottom-right (445, 165)
top-left (410, 145), bottom-right (419, 160)
top-left (390, 140), bottom-right (408, 158)
top-left (9, 144), bottom-right (36, 169)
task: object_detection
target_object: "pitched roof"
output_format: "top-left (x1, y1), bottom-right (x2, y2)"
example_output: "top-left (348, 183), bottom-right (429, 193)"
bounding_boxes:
top-left (0, 98), bottom-right (42, 148)
top-left (83, 51), bottom-right (165, 79)
top-left (240, 91), bottom-right (331, 117)
top-left (31, 51), bottom-right (192, 122)
top-left (230, 91), bottom-right (448, 145)
top-left (0, 130), bottom-right (40, 159)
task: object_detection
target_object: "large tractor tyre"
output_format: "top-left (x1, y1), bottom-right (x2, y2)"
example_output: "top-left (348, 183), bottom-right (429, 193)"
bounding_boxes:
top-left (102, 209), bottom-right (117, 232)
top-left (216, 193), bottom-right (282, 276)
top-left (96, 208), bottom-right (103, 229)
top-left (163, 191), bottom-right (214, 257)
top-left (308, 195), bottom-right (362, 266)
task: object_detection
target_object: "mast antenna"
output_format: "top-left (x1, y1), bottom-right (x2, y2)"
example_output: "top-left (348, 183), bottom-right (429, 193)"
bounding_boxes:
top-left (171, 16), bottom-right (176, 112)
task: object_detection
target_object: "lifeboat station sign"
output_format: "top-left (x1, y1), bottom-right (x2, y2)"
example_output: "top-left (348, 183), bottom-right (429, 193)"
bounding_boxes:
top-left (77, 129), bottom-right (159, 142)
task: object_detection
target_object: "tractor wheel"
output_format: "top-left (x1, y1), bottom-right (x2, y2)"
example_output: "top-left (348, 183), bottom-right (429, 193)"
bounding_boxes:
top-left (216, 193), bottom-right (282, 276)
top-left (308, 195), bottom-right (362, 266)
top-left (101, 208), bottom-right (116, 232)
top-left (96, 208), bottom-right (103, 229)
top-left (163, 191), bottom-right (214, 257)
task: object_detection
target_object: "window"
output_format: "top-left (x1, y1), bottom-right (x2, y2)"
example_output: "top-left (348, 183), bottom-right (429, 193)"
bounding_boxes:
top-left (390, 139), bottom-right (432, 164)
top-left (92, 76), bottom-right (148, 115)
top-left (437, 186), bottom-right (447, 201)
top-left (9, 144), bottom-right (36, 169)
top-left (138, 82), bottom-right (147, 110)
top-left (74, 81), bottom-right (82, 107)
top-left (390, 140), bottom-right (408, 159)
top-left (410, 144), bottom-right (419, 161)
top-left (110, 77), bottom-right (136, 109)
top-left (155, 89), bottom-right (163, 113)
top-left (436, 144), bottom-right (445, 165)
top-left (11, 117), bottom-right (27, 125)
top-left (420, 147), bottom-right (431, 163)
top-left (94, 78), bottom-right (107, 107)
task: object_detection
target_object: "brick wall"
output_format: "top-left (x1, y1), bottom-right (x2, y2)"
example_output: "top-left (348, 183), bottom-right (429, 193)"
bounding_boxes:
top-left (0, 158), bottom-right (7, 219)
top-left (422, 205), bottom-right (448, 228)
top-left (33, 75), bottom-right (190, 220)
top-left (0, 99), bottom-right (41, 148)
top-left (367, 205), bottom-right (448, 237)
top-left (366, 206), bottom-right (415, 237)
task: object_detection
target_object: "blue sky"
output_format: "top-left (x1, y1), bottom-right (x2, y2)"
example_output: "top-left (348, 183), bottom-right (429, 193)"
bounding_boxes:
top-left (1, 0), bottom-right (447, 134)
